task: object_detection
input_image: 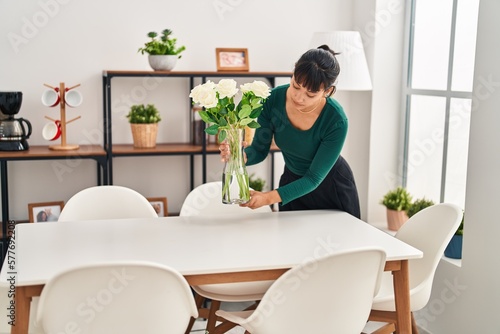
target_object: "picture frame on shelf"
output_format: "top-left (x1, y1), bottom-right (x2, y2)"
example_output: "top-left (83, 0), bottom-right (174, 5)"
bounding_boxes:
top-left (28, 201), bottom-right (64, 223)
top-left (216, 48), bottom-right (249, 72)
top-left (147, 197), bottom-right (168, 217)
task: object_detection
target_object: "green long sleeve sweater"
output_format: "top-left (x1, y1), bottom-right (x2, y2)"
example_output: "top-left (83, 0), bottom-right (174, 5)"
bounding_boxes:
top-left (245, 84), bottom-right (348, 205)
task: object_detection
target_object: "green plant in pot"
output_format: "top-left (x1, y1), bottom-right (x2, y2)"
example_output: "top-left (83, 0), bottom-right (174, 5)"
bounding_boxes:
top-left (381, 187), bottom-right (412, 231)
top-left (126, 104), bottom-right (161, 148)
top-left (445, 212), bottom-right (464, 259)
top-left (138, 29), bottom-right (186, 71)
top-left (406, 197), bottom-right (435, 218)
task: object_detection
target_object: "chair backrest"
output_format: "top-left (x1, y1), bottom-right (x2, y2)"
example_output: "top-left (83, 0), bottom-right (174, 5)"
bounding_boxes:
top-left (36, 262), bottom-right (198, 334)
top-left (395, 202), bottom-right (463, 309)
top-left (58, 186), bottom-right (158, 222)
top-left (242, 248), bottom-right (386, 334)
top-left (179, 181), bottom-right (272, 216)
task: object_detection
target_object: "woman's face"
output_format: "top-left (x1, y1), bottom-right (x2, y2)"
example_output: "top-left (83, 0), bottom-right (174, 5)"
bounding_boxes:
top-left (288, 76), bottom-right (326, 109)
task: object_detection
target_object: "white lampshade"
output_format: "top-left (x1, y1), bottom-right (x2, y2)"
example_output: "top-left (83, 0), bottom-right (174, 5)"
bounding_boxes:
top-left (309, 31), bottom-right (372, 91)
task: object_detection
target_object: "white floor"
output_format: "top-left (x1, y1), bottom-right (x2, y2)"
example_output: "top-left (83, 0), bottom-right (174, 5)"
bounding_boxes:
top-left (190, 319), bottom-right (246, 334)
top-left (190, 319), bottom-right (389, 334)
top-left (188, 301), bottom-right (391, 334)
top-left (189, 301), bottom-right (252, 334)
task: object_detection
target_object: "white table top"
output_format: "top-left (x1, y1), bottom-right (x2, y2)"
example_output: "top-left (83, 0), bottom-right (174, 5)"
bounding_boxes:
top-left (1, 210), bottom-right (422, 286)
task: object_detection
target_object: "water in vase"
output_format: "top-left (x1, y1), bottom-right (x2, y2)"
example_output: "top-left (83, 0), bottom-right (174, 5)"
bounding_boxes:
top-left (222, 171), bottom-right (250, 204)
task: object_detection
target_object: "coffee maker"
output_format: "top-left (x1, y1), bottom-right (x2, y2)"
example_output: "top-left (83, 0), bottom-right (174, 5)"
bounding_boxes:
top-left (0, 92), bottom-right (32, 151)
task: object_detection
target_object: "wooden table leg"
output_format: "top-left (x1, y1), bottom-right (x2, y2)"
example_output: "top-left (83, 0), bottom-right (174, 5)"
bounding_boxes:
top-left (12, 285), bottom-right (44, 334)
top-left (392, 260), bottom-right (412, 333)
top-left (12, 286), bottom-right (30, 334)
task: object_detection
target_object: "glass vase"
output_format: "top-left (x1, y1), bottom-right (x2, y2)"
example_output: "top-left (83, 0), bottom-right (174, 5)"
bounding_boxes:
top-left (222, 126), bottom-right (250, 204)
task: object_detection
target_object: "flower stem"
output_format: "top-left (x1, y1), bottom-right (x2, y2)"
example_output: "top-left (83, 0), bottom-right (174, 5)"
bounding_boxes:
top-left (222, 127), bottom-right (250, 204)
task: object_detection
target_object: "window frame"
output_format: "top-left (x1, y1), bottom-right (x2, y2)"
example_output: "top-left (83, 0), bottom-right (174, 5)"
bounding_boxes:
top-left (402, 0), bottom-right (474, 202)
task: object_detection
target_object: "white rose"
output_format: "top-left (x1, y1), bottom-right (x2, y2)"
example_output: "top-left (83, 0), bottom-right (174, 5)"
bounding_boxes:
top-left (216, 79), bottom-right (238, 99)
top-left (250, 80), bottom-right (271, 98)
top-left (240, 82), bottom-right (253, 93)
top-left (203, 80), bottom-right (216, 90)
top-left (189, 81), bottom-right (218, 108)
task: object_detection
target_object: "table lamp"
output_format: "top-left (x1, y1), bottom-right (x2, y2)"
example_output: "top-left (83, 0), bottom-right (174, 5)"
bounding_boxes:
top-left (309, 31), bottom-right (372, 91)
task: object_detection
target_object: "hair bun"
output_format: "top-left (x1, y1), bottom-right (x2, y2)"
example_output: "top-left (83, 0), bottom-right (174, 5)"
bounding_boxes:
top-left (317, 44), bottom-right (340, 56)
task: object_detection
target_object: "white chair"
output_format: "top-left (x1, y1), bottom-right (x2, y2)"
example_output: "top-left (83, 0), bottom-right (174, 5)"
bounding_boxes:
top-left (215, 248), bottom-right (387, 334)
top-left (180, 181), bottom-right (272, 334)
top-left (366, 203), bottom-right (463, 334)
top-left (36, 262), bottom-right (198, 334)
top-left (32, 186), bottom-right (157, 333)
top-left (58, 185), bottom-right (158, 222)
top-left (179, 181), bottom-right (272, 216)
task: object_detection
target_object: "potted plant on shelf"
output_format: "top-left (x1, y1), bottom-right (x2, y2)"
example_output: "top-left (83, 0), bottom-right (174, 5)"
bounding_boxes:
top-left (381, 187), bottom-right (412, 231)
top-left (126, 104), bottom-right (162, 148)
top-left (138, 29), bottom-right (186, 71)
top-left (406, 197), bottom-right (435, 218)
top-left (445, 212), bottom-right (464, 259)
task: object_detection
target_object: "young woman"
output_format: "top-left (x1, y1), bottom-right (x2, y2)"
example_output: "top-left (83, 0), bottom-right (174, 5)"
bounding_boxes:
top-left (220, 45), bottom-right (360, 218)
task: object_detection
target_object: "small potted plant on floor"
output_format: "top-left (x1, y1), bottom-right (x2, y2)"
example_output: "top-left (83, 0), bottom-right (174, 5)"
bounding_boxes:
top-left (126, 104), bottom-right (162, 148)
top-left (406, 197), bottom-right (435, 218)
top-left (381, 187), bottom-right (412, 231)
top-left (138, 28), bottom-right (186, 71)
top-left (445, 212), bottom-right (464, 259)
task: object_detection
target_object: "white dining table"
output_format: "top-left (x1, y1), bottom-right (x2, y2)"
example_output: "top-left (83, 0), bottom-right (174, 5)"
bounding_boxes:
top-left (1, 210), bottom-right (422, 334)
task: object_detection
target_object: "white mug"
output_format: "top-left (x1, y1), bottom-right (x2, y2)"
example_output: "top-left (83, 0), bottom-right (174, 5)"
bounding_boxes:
top-left (65, 90), bottom-right (82, 108)
top-left (42, 120), bottom-right (61, 141)
top-left (41, 89), bottom-right (60, 107)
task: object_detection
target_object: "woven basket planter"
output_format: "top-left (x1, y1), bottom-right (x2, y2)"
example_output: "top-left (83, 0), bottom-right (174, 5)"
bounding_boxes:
top-left (386, 209), bottom-right (409, 231)
top-left (130, 123), bottom-right (158, 148)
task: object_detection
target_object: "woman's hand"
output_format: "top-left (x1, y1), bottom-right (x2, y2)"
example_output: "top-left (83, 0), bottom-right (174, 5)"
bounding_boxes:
top-left (240, 190), bottom-right (281, 210)
top-left (219, 141), bottom-right (248, 163)
top-left (219, 142), bottom-right (230, 162)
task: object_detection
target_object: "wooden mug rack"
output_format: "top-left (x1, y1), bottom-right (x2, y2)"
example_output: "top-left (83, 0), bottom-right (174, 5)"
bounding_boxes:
top-left (43, 82), bottom-right (81, 151)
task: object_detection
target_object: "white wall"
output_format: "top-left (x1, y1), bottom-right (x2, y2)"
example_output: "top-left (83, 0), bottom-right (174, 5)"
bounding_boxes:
top-left (356, 0), bottom-right (406, 223)
top-left (1, 0), bottom-right (380, 218)
top-left (415, 0), bottom-right (500, 332)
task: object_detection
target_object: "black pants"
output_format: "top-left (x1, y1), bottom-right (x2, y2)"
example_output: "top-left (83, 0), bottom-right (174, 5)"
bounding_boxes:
top-left (278, 156), bottom-right (361, 218)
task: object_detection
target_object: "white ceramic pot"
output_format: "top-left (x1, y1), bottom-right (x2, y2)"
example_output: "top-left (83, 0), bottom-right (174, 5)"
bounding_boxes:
top-left (148, 55), bottom-right (178, 71)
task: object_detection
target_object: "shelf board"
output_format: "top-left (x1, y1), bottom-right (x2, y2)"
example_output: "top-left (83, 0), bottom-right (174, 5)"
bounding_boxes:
top-left (111, 143), bottom-right (280, 156)
top-left (103, 70), bottom-right (293, 78)
top-left (111, 143), bottom-right (203, 156)
top-left (0, 145), bottom-right (106, 159)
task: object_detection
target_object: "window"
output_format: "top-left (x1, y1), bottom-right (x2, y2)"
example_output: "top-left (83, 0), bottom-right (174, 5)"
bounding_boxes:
top-left (403, 0), bottom-right (479, 207)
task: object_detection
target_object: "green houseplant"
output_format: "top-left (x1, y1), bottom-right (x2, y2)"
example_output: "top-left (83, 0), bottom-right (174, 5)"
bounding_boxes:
top-left (381, 187), bottom-right (413, 231)
top-left (138, 29), bottom-right (186, 71)
top-left (126, 104), bottom-right (161, 148)
top-left (406, 198), bottom-right (435, 218)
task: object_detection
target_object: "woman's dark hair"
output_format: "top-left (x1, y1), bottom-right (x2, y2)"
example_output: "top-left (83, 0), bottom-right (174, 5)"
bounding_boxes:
top-left (293, 45), bottom-right (340, 96)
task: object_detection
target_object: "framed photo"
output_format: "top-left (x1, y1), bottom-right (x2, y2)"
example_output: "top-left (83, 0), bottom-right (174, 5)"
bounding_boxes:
top-left (147, 197), bottom-right (168, 217)
top-left (216, 48), bottom-right (249, 72)
top-left (28, 201), bottom-right (64, 223)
